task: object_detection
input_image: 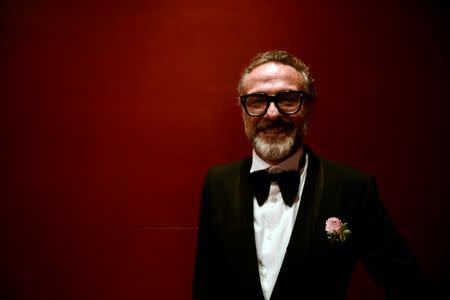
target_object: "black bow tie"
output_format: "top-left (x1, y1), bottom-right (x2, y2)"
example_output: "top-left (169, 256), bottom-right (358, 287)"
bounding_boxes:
top-left (249, 170), bottom-right (300, 206)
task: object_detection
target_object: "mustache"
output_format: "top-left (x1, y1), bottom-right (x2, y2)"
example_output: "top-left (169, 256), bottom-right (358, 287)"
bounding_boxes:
top-left (255, 118), bottom-right (295, 132)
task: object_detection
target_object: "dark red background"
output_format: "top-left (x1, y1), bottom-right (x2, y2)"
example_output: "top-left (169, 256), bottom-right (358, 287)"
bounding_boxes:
top-left (3, 0), bottom-right (449, 299)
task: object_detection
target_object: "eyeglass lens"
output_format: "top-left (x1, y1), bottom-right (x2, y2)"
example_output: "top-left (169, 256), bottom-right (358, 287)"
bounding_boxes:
top-left (244, 91), bottom-right (302, 115)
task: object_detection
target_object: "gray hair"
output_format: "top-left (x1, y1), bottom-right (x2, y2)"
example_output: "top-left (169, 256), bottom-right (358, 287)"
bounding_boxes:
top-left (238, 50), bottom-right (316, 100)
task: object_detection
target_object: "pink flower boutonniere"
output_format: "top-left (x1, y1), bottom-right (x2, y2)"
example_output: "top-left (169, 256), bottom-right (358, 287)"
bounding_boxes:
top-left (325, 217), bottom-right (352, 243)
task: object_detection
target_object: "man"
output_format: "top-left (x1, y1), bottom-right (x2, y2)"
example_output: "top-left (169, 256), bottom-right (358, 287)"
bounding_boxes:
top-left (193, 50), bottom-right (428, 299)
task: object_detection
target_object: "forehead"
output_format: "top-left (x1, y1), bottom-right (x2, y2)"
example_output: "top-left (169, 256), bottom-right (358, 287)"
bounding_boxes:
top-left (243, 62), bottom-right (304, 94)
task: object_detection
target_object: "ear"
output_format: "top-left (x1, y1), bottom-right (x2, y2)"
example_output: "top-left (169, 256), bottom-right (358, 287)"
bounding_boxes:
top-left (237, 101), bottom-right (245, 118)
top-left (240, 108), bottom-right (249, 128)
top-left (300, 101), bottom-right (310, 118)
top-left (301, 102), bottom-right (313, 134)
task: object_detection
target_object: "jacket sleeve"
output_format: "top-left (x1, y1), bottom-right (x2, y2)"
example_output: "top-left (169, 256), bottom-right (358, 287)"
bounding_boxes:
top-left (192, 169), bottom-right (221, 300)
top-left (358, 176), bottom-right (432, 299)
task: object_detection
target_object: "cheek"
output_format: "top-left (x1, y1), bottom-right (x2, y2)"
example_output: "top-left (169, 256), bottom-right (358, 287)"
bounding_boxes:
top-left (243, 116), bottom-right (260, 137)
top-left (290, 115), bottom-right (306, 130)
top-left (243, 116), bottom-right (257, 129)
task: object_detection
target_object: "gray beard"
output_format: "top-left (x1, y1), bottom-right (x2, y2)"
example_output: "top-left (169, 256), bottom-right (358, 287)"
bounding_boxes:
top-left (253, 133), bottom-right (296, 162)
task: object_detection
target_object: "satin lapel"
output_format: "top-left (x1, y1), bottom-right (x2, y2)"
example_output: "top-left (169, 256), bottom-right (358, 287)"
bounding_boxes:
top-left (271, 146), bottom-right (324, 298)
top-left (238, 158), bottom-right (265, 299)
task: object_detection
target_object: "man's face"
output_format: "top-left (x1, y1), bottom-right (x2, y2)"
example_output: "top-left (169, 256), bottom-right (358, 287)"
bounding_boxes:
top-left (241, 62), bottom-right (308, 163)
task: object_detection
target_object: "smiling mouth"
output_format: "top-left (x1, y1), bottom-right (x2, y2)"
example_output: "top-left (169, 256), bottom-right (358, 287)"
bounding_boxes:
top-left (254, 119), bottom-right (295, 139)
top-left (263, 128), bottom-right (285, 134)
top-left (257, 127), bottom-right (291, 139)
top-left (259, 125), bottom-right (288, 133)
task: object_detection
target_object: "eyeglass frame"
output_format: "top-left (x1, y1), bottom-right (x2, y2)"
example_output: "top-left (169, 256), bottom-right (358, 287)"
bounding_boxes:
top-left (239, 90), bottom-right (309, 117)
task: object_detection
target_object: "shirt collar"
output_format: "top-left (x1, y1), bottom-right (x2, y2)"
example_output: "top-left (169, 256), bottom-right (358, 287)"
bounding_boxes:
top-left (250, 146), bottom-right (304, 173)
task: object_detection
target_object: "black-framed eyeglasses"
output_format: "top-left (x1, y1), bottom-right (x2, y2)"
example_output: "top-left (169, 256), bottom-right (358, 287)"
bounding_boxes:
top-left (239, 90), bottom-right (309, 117)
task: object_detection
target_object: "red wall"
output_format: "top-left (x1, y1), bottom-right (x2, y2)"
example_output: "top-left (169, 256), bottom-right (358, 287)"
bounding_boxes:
top-left (4, 0), bottom-right (449, 299)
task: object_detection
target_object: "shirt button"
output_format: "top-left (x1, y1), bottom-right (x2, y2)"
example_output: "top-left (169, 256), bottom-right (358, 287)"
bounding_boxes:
top-left (261, 268), bottom-right (267, 277)
top-left (267, 234), bottom-right (272, 240)
top-left (270, 197), bottom-right (277, 202)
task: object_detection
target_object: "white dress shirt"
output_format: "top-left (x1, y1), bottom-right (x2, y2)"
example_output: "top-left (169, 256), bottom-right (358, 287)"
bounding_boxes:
top-left (250, 148), bottom-right (309, 300)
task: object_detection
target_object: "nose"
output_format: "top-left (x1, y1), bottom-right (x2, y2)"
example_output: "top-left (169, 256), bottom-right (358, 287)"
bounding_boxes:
top-left (265, 102), bottom-right (281, 119)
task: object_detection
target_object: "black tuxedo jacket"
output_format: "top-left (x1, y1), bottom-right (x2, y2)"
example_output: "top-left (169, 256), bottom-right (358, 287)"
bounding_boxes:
top-left (193, 147), bottom-right (428, 299)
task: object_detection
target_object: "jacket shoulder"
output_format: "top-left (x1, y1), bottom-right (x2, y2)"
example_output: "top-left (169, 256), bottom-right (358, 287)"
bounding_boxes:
top-left (207, 158), bottom-right (250, 179)
top-left (321, 158), bottom-right (374, 185)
